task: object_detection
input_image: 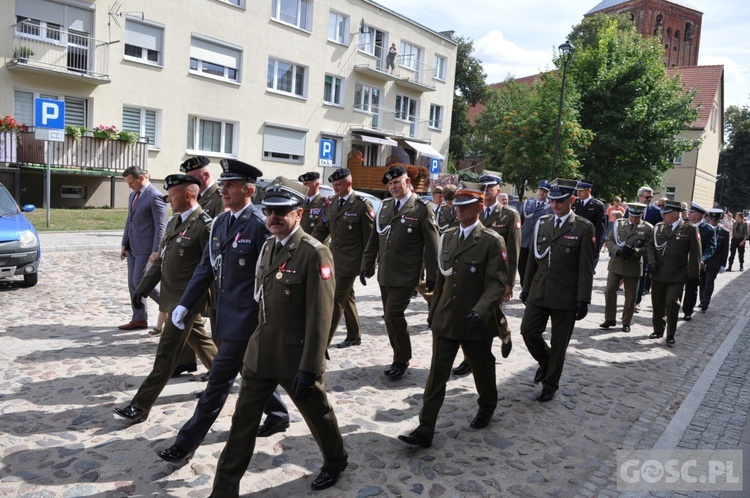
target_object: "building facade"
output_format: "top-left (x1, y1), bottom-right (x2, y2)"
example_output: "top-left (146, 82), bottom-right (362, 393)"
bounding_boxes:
top-left (0, 0), bottom-right (456, 207)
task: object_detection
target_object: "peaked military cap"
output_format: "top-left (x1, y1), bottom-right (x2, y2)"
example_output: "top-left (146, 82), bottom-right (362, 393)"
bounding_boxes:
top-left (262, 177), bottom-right (308, 207)
top-left (478, 174), bottom-right (502, 186)
top-left (164, 174), bottom-right (201, 190)
top-left (538, 180), bottom-right (551, 191)
top-left (576, 179), bottom-right (594, 190)
top-left (219, 159), bottom-right (262, 183)
top-left (708, 208), bottom-right (724, 220)
top-left (453, 181), bottom-right (486, 206)
top-left (328, 168), bottom-right (351, 183)
top-left (660, 200), bottom-right (683, 213)
top-left (382, 166), bottom-right (408, 184)
top-left (298, 171), bottom-right (320, 182)
top-left (689, 201), bottom-right (707, 215)
top-left (548, 178), bottom-right (578, 200)
top-left (627, 202), bottom-right (647, 216)
top-left (179, 156), bottom-right (210, 172)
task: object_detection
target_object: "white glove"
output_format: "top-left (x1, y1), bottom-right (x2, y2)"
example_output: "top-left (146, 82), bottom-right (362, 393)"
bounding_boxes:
top-left (719, 266), bottom-right (726, 274)
top-left (172, 305), bottom-right (188, 330)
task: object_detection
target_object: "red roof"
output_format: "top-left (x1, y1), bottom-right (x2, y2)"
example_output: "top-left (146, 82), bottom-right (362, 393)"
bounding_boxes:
top-left (666, 65), bottom-right (724, 131)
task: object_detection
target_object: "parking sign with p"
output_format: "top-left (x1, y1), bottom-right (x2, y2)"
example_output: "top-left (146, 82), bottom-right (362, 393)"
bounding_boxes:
top-left (34, 98), bottom-right (65, 130)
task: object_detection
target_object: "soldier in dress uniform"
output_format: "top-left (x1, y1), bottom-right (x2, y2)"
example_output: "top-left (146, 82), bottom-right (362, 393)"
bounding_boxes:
top-left (599, 202), bottom-right (653, 333)
top-left (572, 179), bottom-right (606, 260)
top-left (398, 182), bottom-right (508, 449)
top-left (312, 168), bottom-right (375, 348)
top-left (519, 180), bottom-right (552, 287)
top-left (299, 171), bottom-right (327, 234)
top-left (210, 177), bottom-right (348, 495)
top-left (360, 166), bottom-right (440, 380)
top-left (452, 174), bottom-right (519, 375)
top-left (157, 160), bottom-right (289, 464)
top-left (700, 209), bottom-right (730, 311)
top-left (520, 179), bottom-right (595, 402)
top-left (181, 156), bottom-right (223, 218)
top-left (113, 175), bottom-right (218, 423)
top-left (681, 202), bottom-right (716, 320)
top-left (429, 185), bottom-right (445, 215)
top-left (727, 212), bottom-right (748, 271)
top-left (436, 184), bottom-right (458, 233)
top-left (646, 200), bottom-right (702, 345)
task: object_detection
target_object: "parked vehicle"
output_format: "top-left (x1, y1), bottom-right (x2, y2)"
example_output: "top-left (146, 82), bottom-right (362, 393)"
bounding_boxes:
top-left (0, 183), bottom-right (40, 287)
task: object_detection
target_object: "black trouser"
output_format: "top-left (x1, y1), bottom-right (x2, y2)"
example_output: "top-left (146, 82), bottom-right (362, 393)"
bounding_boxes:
top-left (699, 265), bottom-right (720, 307)
top-left (521, 303), bottom-right (576, 392)
top-left (729, 238), bottom-right (745, 269)
top-left (682, 276), bottom-right (700, 316)
top-left (518, 247), bottom-right (530, 287)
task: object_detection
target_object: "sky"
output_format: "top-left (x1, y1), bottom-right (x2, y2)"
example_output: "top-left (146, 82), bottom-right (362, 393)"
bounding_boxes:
top-left (376, 0), bottom-right (750, 109)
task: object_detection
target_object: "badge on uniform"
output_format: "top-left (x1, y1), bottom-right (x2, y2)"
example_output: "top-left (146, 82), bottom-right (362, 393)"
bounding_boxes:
top-left (470, 266), bottom-right (477, 273)
top-left (502, 250), bottom-right (507, 261)
top-left (239, 259), bottom-right (246, 266)
top-left (320, 265), bottom-right (332, 280)
top-left (516, 221), bottom-right (521, 229)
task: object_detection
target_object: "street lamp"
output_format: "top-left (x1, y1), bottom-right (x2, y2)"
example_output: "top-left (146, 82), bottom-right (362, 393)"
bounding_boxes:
top-left (551, 39), bottom-right (575, 179)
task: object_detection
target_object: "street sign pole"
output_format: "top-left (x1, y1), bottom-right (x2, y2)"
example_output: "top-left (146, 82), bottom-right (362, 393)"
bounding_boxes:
top-left (34, 98), bottom-right (66, 228)
top-left (46, 143), bottom-right (51, 228)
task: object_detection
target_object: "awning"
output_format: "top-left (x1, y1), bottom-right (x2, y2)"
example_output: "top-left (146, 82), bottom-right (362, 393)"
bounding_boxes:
top-left (404, 140), bottom-right (445, 160)
top-left (355, 133), bottom-right (398, 146)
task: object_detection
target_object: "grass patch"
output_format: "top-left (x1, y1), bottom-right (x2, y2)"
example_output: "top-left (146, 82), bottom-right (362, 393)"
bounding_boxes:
top-left (24, 208), bottom-right (129, 231)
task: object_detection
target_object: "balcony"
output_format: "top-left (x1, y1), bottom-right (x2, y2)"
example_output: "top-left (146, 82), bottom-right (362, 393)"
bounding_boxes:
top-left (16, 131), bottom-right (147, 174)
top-left (8, 21), bottom-right (110, 84)
top-left (395, 56), bottom-right (437, 92)
top-left (354, 42), bottom-right (400, 83)
top-left (350, 106), bottom-right (432, 142)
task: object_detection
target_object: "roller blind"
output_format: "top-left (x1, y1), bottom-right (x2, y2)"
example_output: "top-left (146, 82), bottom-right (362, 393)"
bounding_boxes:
top-left (16, 0), bottom-right (93, 33)
top-left (125, 20), bottom-right (162, 51)
top-left (190, 37), bottom-right (240, 69)
top-left (263, 126), bottom-right (306, 156)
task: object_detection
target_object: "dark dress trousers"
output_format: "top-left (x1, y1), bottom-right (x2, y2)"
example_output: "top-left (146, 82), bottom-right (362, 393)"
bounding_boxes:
top-left (682, 220), bottom-right (717, 316)
top-left (197, 181), bottom-right (223, 344)
top-left (573, 196), bottom-right (606, 253)
top-left (700, 225), bottom-right (730, 307)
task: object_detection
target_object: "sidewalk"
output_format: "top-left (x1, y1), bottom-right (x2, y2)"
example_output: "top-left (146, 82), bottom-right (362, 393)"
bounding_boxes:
top-left (0, 233), bottom-right (748, 497)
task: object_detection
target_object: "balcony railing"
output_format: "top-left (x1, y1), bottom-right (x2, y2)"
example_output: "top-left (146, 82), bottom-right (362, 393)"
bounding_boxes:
top-left (9, 21), bottom-right (110, 83)
top-left (351, 106), bottom-right (432, 141)
top-left (16, 131), bottom-right (147, 174)
top-left (395, 56), bottom-right (436, 92)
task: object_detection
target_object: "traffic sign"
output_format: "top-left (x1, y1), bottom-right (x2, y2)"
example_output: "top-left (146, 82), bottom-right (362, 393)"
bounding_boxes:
top-left (319, 138), bottom-right (334, 167)
top-left (34, 98), bottom-right (65, 130)
top-left (430, 158), bottom-right (441, 174)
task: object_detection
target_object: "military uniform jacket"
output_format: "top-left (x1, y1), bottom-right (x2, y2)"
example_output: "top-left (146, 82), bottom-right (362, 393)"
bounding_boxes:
top-left (246, 228), bottom-right (334, 378)
top-left (429, 225), bottom-right (508, 339)
top-left (179, 204), bottom-right (269, 342)
top-left (520, 198), bottom-right (552, 249)
top-left (573, 196), bottom-right (606, 246)
top-left (301, 193), bottom-right (327, 234)
top-left (695, 221), bottom-right (717, 262)
top-left (732, 221), bottom-right (748, 241)
top-left (137, 206), bottom-right (212, 312)
top-left (436, 204), bottom-right (458, 233)
top-left (311, 194), bottom-right (375, 278)
top-left (362, 193), bottom-right (440, 287)
top-left (706, 226), bottom-right (730, 269)
top-left (604, 219), bottom-right (653, 278)
top-left (523, 213), bottom-right (596, 310)
top-left (481, 204), bottom-right (521, 286)
top-left (198, 182), bottom-right (223, 218)
top-left (646, 220), bottom-right (702, 283)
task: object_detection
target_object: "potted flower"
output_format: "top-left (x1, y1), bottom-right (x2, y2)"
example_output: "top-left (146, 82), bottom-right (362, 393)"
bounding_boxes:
top-left (65, 125), bottom-right (88, 144)
top-left (13, 47), bottom-right (34, 63)
top-left (0, 115), bottom-right (27, 162)
top-left (117, 130), bottom-right (139, 145)
top-left (92, 124), bottom-right (120, 141)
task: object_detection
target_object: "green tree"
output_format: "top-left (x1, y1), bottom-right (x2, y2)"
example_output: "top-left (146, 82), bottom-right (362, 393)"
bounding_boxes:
top-left (449, 36), bottom-right (487, 163)
top-left (716, 104), bottom-right (750, 211)
top-left (567, 15), bottom-right (699, 201)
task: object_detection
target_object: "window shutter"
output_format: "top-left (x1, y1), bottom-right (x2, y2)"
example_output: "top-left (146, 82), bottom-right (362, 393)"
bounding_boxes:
top-left (64, 96), bottom-right (86, 127)
top-left (122, 107), bottom-right (141, 134)
top-left (144, 110), bottom-right (156, 145)
top-left (190, 38), bottom-right (240, 70)
top-left (187, 117), bottom-right (195, 149)
top-left (125, 20), bottom-right (162, 51)
top-left (263, 126), bottom-right (306, 156)
top-left (13, 91), bottom-right (34, 127)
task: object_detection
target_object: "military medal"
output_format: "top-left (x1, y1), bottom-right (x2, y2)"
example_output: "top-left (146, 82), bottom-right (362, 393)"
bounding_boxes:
top-left (470, 266), bottom-right (477, 273)
top-left (276, 261), bottom-right (288, 280)
top-left (407, 228), bottom-right (413, 233)
top-left (177, 228), bottom-right (187, 244)
top-left (239, 259), bottom-right (246, 266)
top-left (276, 272), bottom-right (283, 279)
top-left (232, 232), bottom-right (241, 248)
top-left (401, 218), bottom-right (406, 223)
top-left (349, 224), bottom-right (353, 230)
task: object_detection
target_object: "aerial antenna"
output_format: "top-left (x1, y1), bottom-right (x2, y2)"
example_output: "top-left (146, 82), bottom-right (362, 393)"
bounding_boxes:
top-left (108, 1), bottom-right (144, 41)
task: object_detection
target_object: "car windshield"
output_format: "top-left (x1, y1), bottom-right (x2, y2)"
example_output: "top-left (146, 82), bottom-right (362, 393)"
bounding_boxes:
top-left (0, 185), bottom-right (21, 217)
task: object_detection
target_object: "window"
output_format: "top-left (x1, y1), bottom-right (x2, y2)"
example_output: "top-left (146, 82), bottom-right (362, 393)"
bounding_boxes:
top-left (429, 104), bottom-right (443, 130)
top-left (395, 95), bottom-right (417, 122)
top-left (267, 58), bottom-right (307, 97)
top-left (358, 24), bottom-right (387, 69)
top-left (187, 116), bottom-right (236, 155)
top-left (15, 16), bottom-right (61, 42)
top-left (271, 0), bottom-right (312, 31)
top-left (221, 0), bottom-right (243, 6)
top-left (400, 41), bottom-right (421, 70)
top-left (354, 84), bottom-right (380, 114)
top-left (190, 36), bottom-right (242, 83)
top-left (323, 75), bottom-right (343, 106)
top-left (124, 19), bottom-right (163, 66)
top-left (13, 90), bottom-right (87, 127)
top-left (434, 55), bottom-right (447, 81)
top-left (673, 153), bottom-right (683, 164)
top-left (263, 125), bottom-right (306, 163)
top-left (123, 106), bottom-right (158, 147)
top-left (321, 135), bottom-right (341, 167)
top-left (328, 11), bottom-right (348, 45)
top-left (665, 186), bottom-right (676, 201)
top-left (352, 143), bottom-right (377, 167)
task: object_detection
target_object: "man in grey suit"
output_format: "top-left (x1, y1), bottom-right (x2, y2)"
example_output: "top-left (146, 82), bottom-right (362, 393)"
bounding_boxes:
top-left (120, 166), bottom-right (167, 330)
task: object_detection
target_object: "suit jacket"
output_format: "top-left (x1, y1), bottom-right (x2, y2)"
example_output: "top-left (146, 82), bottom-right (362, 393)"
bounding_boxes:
top-left (137, 206), bottom-right (212, 312)
top-left (481, 204), bottom-right (521, 286)
top-left (520, 198), bottom-right (552, 249)
top-left (244, 228), bottom-right (334, 378)
top-left (121, 183), bottom-right (167, 256)
top-left (706, 225), bottom-right (730, 269)
top-left (647, 220), bottom-right (702, 283)
top-left (572, 196), bottom-right (606, 247)
top-left (695, 220), bottom-right (717, 262)
top-left (643, 204), bottom-right (663, 226)
top-left (429, 225), bottom-right (508, 339)
top-left (523, 213), bottom-right (596, 310)
top-left (436, 204), bottom-right (458, 233)
top-left (301, 192), bottom-right (327, 234)
top-left (179, 203), bottom-right (269, 342)
top-left (311, 193), bottom-right (375, 278)
top-left (362, 193), bottom-right (440, 287)
top-left (604, 219), bottom-right (653, 278)
top-left (198, 182), bottom-right (224, 218)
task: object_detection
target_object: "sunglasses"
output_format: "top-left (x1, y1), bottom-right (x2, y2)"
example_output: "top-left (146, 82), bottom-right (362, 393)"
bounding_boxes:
top-left (262, 206), bottom-right (296, 216)
top-left (642, 196), bottom-right (653, 200)
top-left (550, 198), bottom-right (569, 204)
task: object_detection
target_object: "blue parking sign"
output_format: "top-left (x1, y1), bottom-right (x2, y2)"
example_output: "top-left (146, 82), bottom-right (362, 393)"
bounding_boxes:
top-left (34, 98), bottom-right (65, 130)
top-left (319, 138), bottom-right (335, 167)
top-left (429, 158), bottom-right (441, 174)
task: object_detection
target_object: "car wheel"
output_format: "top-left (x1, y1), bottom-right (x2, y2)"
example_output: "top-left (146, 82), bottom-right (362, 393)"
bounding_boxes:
top-left (23, 272), bottom-right (38, 287)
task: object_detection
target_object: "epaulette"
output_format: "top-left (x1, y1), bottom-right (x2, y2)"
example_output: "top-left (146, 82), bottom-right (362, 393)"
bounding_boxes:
top-left (303, 235), bottom-right (323, 248)
top-left (539, 213), bottom-right (554, 222)
top-left (443, 226), bottom-right (459, 235)
top-left (199, 212), bottom-right (212, 224)
top-left (575, 216), bottom-right (594, 227)
top-left (252, 208), bottom-right (265, 221)
top-left (642, 221), bottom-right (654, 229)
top-left (482, 227), bottom-right (503, 240)
top-left (419, 197), bottom-right (431, 205)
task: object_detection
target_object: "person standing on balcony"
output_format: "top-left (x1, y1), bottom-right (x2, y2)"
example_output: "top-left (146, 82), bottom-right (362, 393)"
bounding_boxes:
top-left (299, 172), bottom-right (327, 234)
top-left (119, 166), bottom-right (167, 331)
top-left (387, 43), bottom-right (397, 74)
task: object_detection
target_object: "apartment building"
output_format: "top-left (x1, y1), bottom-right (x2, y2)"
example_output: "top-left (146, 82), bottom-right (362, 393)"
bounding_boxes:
top-left (0, 0), bottom-right (456, 207)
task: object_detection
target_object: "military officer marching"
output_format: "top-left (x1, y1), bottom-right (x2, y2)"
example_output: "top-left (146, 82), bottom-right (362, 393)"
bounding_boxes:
top-left (700, 209), bottom-right (730, 311)
top-left (299, 171), bottom-right (327, 233)
top-left (599, 202), bottom-right (653, 333)
top-left (436, 184), bottom-right (458, 233)
top-left (181, 156), bottom-right (224, 218)
top-left (572, 179), bottom-right (606, 258)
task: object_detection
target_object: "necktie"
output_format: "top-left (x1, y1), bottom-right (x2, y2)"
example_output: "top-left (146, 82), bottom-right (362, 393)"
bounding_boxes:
top-left (338, 198), bottom-right (345, 209)
top-left (484, 207), bottom-right (489, 219)
top-left (459, 230), bottom-right (465, 242)
top-left (275, 241), bottom-right (284, 256)
top-left (554, 218), bottom-right (562, 234)
top-left (131, 191), bottom-right (141, 212)
top-left (306, 198), bottom-right (310, 206)
top-left (197, 193), bottom-right (202, 201)
top-left (228, 214), bottom-right (236, 229)
top-left (395, 200), bottom-right (400, 213)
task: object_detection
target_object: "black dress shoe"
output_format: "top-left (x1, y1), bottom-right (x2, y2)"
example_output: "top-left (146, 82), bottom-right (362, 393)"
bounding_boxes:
top-left (385, 362), bottom-right (409, 379)
top-left (533, 367), bottom-right (545, 384)
top-left (310, 463), bottom-right (347, 490)
top-left (113, 405), bottom-right (148, 423)
top-left (398, 431), bottom-right (432, 448)
top-left (335, 338), bottom-right (361, 348)
top-left (599, 320), bottom-right (616, 329)
top-left (683, 314), bottom-right (692, 321)
top-left (172, 363), bottom-right (197, 378)
top-left (666, 336), bottom-right (675, 345)
top-left (257, 419), bottom-right (290, 437)
top-left (501, 338), bottom-right (512, 358)
top-left (158, 444), bottom-right (194, 463)
top-left (648, 332), bottom-right (663, 339)
top-left (452, 361), bottom-right (472, 376)
top-left (700, 302), bottom-right (709, 312)
top-left (622, 325), bottom-right (631, 333)
top-left (537, 388), bottom-right (555, 402)
top-left (469, 409), bottom-right (494, 429)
